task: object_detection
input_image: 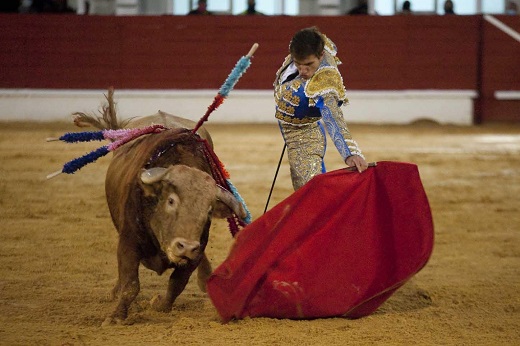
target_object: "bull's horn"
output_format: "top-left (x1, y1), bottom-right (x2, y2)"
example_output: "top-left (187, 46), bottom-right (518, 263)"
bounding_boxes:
top-left (216, 187), bottom-right (247, 220)
top-left (140, 167), bottom-right (169, 184)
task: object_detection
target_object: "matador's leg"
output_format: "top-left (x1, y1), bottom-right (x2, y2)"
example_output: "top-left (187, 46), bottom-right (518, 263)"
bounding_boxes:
top-left (279, 121), bottom-right (326, 190)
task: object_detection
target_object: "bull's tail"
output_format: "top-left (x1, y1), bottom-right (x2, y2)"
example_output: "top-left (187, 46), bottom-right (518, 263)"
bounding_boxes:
top-left (73, 87), bottom-right (130, 130)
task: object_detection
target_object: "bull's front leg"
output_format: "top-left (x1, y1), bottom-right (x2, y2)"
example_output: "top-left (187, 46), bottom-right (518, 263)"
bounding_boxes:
top-left (151, 261), bottom-right (199, 313)
top-left (197, 252), bottom-right (212, 293)
top-left (102, 240), bottom-right (141, 326)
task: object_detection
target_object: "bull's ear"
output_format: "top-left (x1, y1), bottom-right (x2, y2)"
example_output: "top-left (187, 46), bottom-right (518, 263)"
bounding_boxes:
top-left (214, 188), bottom-right (247, 220)
top-left (140, 167), bottom-right (169, 184)
top-left (140, 167), bottom-right (169, 197)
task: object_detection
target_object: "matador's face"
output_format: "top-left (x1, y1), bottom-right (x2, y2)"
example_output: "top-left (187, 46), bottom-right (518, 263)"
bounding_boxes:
top-left (292, 52), bottom-right (324, 81)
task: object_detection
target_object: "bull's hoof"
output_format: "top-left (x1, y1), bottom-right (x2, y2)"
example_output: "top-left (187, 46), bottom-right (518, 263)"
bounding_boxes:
top-left (101, 307), bottom-right (129, 327)
top-left (101, 316), bottom-right (123, 327)
top-left (101, 314), bottom-right (135, 327)
top-left (150, 294), bottom-right (172, 313)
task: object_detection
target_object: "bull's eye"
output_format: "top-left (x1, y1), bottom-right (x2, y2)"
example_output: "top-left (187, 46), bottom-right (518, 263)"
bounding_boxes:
top-left (165, 193), bottom-right (179, 213)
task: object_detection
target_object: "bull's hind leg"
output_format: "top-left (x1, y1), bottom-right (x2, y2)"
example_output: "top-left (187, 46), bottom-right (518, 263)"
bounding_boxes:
top-left (102, 241), bottom-right (141, 326)
top-left (151, 263), bottom-right (198, 313)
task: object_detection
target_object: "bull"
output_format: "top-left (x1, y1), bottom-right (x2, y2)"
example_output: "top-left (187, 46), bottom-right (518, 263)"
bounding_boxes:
top-left (74, 92), bottom-right (247, 325)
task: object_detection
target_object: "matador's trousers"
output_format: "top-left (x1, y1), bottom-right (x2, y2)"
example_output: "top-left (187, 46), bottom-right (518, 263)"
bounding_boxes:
top-left (278, 120), bottom-right (327, 191)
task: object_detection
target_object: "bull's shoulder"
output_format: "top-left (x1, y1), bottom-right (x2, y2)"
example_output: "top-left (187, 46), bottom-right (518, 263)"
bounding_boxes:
top-left (107, 129), bottom-right (212, 191)
top-left (127, 111), bottom-right (213, 147)
top-left (127, 111), bottom-right (193, 129)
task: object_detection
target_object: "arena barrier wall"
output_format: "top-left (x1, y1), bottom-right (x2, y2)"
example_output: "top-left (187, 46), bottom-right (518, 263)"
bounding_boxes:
top-left (0, 89), bottom-right (476, 124)
top-left (0, 14), bottom-right (518, 123)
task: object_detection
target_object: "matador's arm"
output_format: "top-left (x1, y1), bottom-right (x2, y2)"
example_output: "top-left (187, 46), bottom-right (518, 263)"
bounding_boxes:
top-left (319, 94), bottom-right (364, 161)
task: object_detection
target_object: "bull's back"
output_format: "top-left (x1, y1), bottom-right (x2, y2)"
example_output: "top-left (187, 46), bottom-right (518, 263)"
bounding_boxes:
top-left (127, 111), bottom-right (213, 148)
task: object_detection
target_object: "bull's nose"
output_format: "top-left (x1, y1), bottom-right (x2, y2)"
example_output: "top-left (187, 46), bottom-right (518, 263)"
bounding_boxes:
top-left (169, 238), bottom-right (201, 260)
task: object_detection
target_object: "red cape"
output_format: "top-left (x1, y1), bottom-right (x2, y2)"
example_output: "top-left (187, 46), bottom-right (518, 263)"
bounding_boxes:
top-left (207, 161), bottom-right (434, 321)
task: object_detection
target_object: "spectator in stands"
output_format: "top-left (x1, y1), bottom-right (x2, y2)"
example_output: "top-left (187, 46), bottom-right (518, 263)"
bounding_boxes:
top-left (273, 27), bottom-right (368, 190)
top-left (0, 0), bottom-right (20, 12)
top-left (53, 0), bottom-right (74, 12)
top-left (443, 0), bottom-right (455, 15)
top-left (188, 0), bottom-right (212, 15)
top-left (346, 0), bottom-right (368, 15)
top-left (401, 1), bottom-right (412, 15)
top-left (506, 1), bottom-right (518, 15)
top-left (239, 0), bottom-right (264, 15)
top-left (26, 0), bottom-right (74, 13)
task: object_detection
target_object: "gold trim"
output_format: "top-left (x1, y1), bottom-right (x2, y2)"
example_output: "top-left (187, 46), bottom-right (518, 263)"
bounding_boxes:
top-left (275, 111), bottom-right (320, 125)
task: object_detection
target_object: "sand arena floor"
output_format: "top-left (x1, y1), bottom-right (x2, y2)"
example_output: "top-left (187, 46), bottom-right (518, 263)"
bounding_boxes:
top-left (0, 120), bottom-right (519, 345)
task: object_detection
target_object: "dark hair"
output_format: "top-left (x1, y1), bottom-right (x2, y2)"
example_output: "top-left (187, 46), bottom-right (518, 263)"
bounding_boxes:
top-left (289, 27), bottom-right (325, 61)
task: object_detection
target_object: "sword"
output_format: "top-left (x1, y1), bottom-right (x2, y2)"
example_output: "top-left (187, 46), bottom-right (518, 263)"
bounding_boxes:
top-left (263, 143), bottom-right (286, 214)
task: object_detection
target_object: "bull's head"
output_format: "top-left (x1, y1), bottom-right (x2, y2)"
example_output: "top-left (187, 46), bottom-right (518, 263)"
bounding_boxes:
top-left (139, 165), bottom-right (246, 266)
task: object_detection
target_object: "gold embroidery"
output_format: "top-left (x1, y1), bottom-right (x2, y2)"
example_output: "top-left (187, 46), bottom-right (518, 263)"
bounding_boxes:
top-left (305, 66), bottom-right (347, 102)
top-left (275, 102), bottom-right (295, 117)
top-left (275, 111), bottom-right (319, 125)
top-left (322, 34), bottom-right (339, 61)
top-left (279, 122), bottom-right (325, 190)
top-left (281, 87), bottom-right (300, 106)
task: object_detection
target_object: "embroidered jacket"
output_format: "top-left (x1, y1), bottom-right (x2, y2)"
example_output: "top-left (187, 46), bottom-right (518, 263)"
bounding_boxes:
top-left (273, 35), bottom-right (363, 160)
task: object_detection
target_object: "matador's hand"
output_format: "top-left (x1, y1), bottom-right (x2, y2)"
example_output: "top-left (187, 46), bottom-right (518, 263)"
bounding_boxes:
top-left (345, 155), bottom-right (368, 173)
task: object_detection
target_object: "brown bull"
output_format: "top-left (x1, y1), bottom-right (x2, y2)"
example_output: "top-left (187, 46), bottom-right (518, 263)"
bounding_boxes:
top-left (74, 94), bottom-right (246, 325)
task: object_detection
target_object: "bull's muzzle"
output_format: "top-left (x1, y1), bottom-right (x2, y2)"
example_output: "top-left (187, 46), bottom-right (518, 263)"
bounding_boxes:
top-left (167, 238), bottom-right (201, 264)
